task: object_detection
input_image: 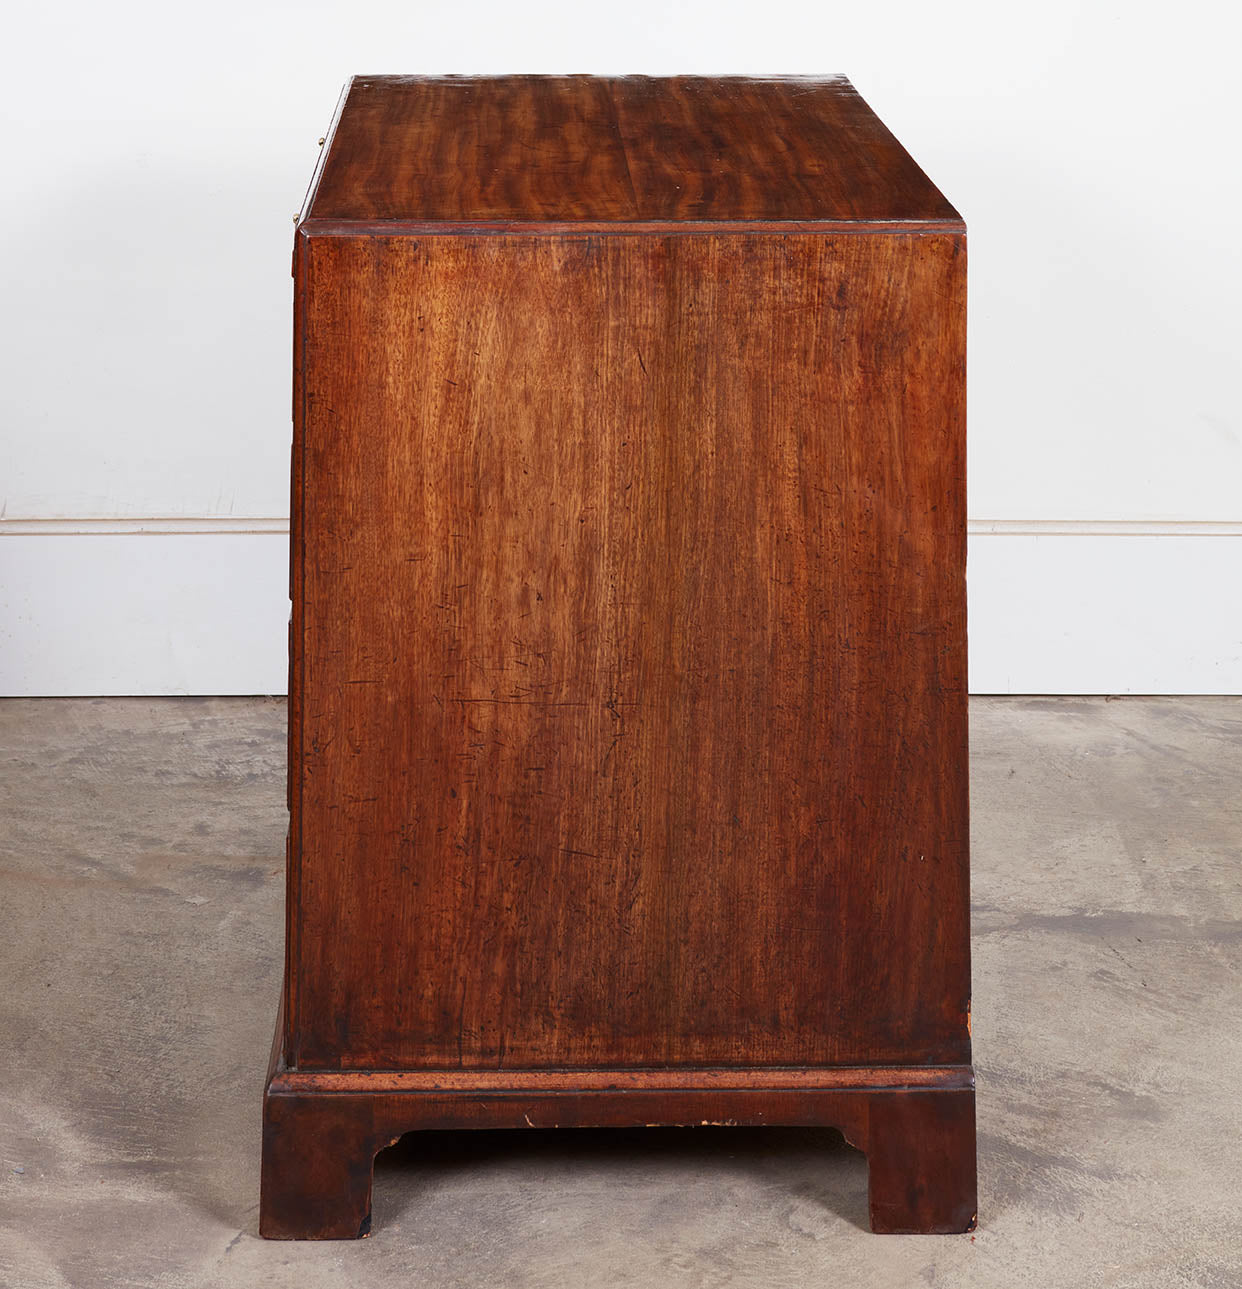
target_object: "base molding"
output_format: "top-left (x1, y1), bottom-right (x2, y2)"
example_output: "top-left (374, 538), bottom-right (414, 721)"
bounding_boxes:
top-left (260, 1026), bottom-right (976, 1239)
top-left (268, 1062), bottom-right (974, 1097)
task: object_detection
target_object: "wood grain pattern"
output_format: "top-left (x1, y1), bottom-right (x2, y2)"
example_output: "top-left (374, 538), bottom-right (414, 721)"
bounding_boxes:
top-left (264, 74), bottom-right (974, 1239)
top-left (308, 76), bottom-right (961, 227)
top-left (290, 231), bottom-right (967, 1073)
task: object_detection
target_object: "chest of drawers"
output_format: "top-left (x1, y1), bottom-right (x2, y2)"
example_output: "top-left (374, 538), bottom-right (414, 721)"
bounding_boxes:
top-left (261, 74), bottom-right (975, 1239)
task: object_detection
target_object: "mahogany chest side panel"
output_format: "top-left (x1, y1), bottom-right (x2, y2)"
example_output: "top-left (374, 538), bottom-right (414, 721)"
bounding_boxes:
top-left (288, 230), bottom-right (969, 1073)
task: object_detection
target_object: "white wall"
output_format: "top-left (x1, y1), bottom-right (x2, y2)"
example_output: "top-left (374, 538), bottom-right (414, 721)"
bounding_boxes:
top-left (2, 1), bottom-right (1240, 694)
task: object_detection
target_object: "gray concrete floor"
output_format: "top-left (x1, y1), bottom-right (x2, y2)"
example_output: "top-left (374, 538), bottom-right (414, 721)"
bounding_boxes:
top-left (1, 697), bottom-right (1239, 1288)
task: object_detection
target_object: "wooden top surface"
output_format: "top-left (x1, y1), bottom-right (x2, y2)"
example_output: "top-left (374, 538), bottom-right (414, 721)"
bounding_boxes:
top-left (304, 75), bottom-right (961, 229)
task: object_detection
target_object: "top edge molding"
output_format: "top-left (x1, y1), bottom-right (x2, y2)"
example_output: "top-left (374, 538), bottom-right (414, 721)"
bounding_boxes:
top-left (297, 219), bottom-right (966, 238)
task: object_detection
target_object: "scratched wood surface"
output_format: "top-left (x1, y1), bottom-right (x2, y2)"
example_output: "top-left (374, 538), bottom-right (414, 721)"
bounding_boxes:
top-left (289, 230), bottom-right (969, 1071)
top-left (306, 75), bottom-right (962, 227)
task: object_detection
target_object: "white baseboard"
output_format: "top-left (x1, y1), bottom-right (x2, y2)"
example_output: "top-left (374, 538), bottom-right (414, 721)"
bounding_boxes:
top-left (0, 532), bottom-right (290, 697)
top-left (967, 530), bottom-right (1242, 694)
top-left (1, 521), bottom-right (1239, 696)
